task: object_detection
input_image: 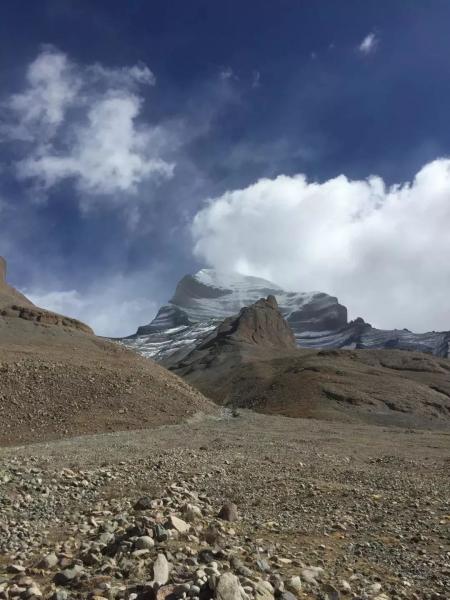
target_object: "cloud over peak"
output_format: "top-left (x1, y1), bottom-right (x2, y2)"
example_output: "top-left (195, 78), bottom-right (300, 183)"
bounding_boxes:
top-left (192, 159), bottom-right (450, 332)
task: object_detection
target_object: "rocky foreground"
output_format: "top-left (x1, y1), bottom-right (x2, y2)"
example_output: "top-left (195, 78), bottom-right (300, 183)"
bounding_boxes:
top-left (0, 412), bottom-right (448, 600)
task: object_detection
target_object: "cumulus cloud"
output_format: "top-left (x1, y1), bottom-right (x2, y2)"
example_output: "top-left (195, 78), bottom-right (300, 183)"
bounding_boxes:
top-left (27, 274), bottom-right (159, 337)
top-left (192, 159), bottom-right (450, 332)
top-left (358, 32), bottom-right (378, 54)
top-left (2, 46), bottom-right (174, 208)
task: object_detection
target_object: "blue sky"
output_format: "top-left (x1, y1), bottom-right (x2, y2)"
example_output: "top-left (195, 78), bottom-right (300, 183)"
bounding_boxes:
top-left (1, 1), bottom-right (450, 335)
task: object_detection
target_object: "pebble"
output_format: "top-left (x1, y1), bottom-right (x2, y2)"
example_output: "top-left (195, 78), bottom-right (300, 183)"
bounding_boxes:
top-left (218, 502), bottom-right (239, 522)
top-left (37, 552), bottom-right (59, 569)
top-left (135, 535), bottom-right (155, 550)
top-left (169, 514), bottom-right (190, 534)
top-left (153, 553), bottom-right (170, 585)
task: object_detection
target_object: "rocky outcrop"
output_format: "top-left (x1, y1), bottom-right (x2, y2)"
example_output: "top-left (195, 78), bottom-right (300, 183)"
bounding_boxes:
top-left (198, 295), bottom-right (296, 352)
top-left (164, 296), bottom-right (297, 387)
top-left (0, 256), bottom-right (93, 335)
top-left (0, 256), bottom-right (34, 310)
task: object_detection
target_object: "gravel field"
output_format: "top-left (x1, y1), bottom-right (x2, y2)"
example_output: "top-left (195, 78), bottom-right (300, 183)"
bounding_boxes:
top-left (0, 411), bottom-right (449, 600)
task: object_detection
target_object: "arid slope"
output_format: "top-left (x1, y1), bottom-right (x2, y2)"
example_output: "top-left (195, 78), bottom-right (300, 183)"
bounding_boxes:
top-left (0, 258), bottom-right (215, 446)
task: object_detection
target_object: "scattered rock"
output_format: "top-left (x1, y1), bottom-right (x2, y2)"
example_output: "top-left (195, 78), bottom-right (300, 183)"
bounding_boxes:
top-left (216, 572), bottom-right (243, 600)
top-left (136, 535), bottom-right (155, 550)
top-left (169, 514), bottom-right (190, 533)
top-left (183, 503), bottom-right (203, 522)
top-left (323, 583), bottom-right (340, 600)
top-left (134, 496), bottom-right (153, 510)
top-left (218, 502), bottom-right (238, 522)
top-left (38, 552), bottom-right (59, 569)
top-left (254, 580), bottom-right (274, 600)
top-left (285, 577), bottom-right (302, 596)
top-left (54, 564), bottom-right (84, 586)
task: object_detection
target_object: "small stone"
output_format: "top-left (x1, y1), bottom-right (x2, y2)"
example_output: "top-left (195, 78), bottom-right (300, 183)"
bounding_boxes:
top-left (134, 496), bottom-right (153, 510)
top-left (280, 592), bottom-right (297, 600)
top-left (285, 577), bottom-right (302, 596)
top-left (153, 553), bottom-right (170, 585)
top-left (323, 584), bottom-right (340, 600)
top-left (51, 592), bottom-right (69, 600)
top-left (216, 572), bottom-right (243, 600)
top-left (7, 564), bottom-right (26, 573)
top-left (368, 583), bottom-right (382, 595)
top-left (169, 515), bottom-right (190, 534)
top-left (198, 549), bottom-right (216, 564)
top-left (204, 525), bottom-right (220, 545)
top-left (157, 585), bottom-right (177, 600)
top-left (38, 553), bottom-right (59, 569)
top-left (256, 559), bottom-right (270, 573)
top-left (183, 504), bottom-right (203, 522)
top-left (255, 580), bottom-right (274, 600)
top-left (218, 502), bottom-right (238, 522)
top-left (54, 564), bottom-right (84, 586)
top-left (136, 536), bottom-right (155, 550)
top-left (300, 567), bottom-right (323, 585)
top-left (153, 524), bottom-right (169, 542)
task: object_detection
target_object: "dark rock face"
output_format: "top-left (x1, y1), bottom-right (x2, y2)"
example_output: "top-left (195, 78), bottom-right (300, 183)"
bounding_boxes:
top-left (167, 295), bottom-right (297, 374)
top-left (171, 274), bottom-right (232, 305)
top-left (135, 305), bottom-right (192, 336)
top-left (285, 292), bottom-right (348, 332)
top-left (203, 295), bottom-right (296, 351)
top-left (122, 269), bottom-right (450, 360)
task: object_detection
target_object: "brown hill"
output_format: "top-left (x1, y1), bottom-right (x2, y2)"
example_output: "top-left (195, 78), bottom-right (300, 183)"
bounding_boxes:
top-left (0, 258), bottom-right (215, 446)
top-left (0, 256), bottom-right (92, 334)
top-left (168, 297), bottom-right (450, 429)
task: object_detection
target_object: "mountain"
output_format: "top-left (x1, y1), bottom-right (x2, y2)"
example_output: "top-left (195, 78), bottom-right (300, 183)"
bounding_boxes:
top-left (122, 268), bottom-right (450, 360)
top-left (0, 257), bottom-right (215, 446)
top-left (167, 294), bottom-right (450, 429)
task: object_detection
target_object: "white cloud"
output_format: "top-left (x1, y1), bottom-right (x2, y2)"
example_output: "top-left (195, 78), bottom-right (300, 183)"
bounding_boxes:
top-left (18, 93), bottom-right (174, 198)
top-left (27, 275), bottom-right (159, 337)
top-left (2, 47), bottom-right (174, 207)
top-left (192, 159), bottom-right (450, 332)
top-left (358, 32), bottom-right (378, 54)
top-left (6, 46), bottom-right (80, 140)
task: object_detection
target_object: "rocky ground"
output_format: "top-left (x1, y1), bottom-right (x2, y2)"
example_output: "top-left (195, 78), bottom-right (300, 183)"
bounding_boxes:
top-left (0, 411), bottom-right (449, 600)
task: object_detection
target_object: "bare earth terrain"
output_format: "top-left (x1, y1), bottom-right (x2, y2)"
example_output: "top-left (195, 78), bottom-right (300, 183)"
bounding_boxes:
top-left (0, 412), bottom-right (448, 599)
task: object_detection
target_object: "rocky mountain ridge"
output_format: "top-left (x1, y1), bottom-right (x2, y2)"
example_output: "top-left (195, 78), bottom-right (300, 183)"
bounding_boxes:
top-left (0, 256), bottom-right (92, 335)
top-left (122, 269), bottom-right (450, 361)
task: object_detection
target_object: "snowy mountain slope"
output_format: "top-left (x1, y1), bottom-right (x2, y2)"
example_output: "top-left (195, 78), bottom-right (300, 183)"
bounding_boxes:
top-left (120, 269), bottom-right (450, 360)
